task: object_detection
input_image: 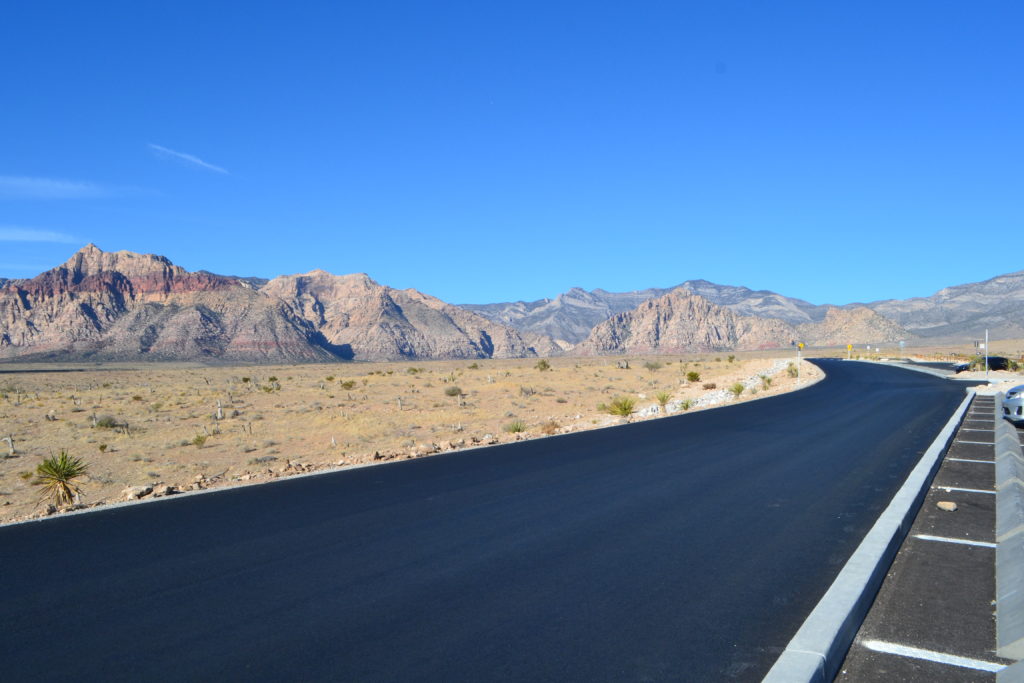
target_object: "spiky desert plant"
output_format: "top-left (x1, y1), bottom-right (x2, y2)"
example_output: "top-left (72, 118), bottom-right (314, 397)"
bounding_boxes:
top-left (761, 375), bottom-right (772, 390)
top-left (35, 450), bottom-right (88, 506)
top-left (729, 383), bottom-right (745, 398)
top-left (655, 391), bottom-right (671, 408)
top-left (603, 396), bottom-right (636, 417)
top-left (535, 359), bottom-right (551, 371)
top-left (503, 420), bottom-right (527, 433)
top-left (680, 399), bottom-right (693, 411)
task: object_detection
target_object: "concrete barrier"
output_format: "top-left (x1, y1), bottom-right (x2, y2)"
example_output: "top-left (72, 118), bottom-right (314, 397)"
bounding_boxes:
top-left (997, 398), bottom-right (1024, 661)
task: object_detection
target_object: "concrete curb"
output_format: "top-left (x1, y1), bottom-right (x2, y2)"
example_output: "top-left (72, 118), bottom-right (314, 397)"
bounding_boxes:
top-left (996, 397), bottom-right (1024, 662)
top-left (762, 390), bottom-right (974, 683)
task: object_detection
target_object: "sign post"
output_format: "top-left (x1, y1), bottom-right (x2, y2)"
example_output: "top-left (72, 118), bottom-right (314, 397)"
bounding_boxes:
top-left (797, 342), bottom-right (804, 383)
top-left (847, 343), bottom-right (852, 360)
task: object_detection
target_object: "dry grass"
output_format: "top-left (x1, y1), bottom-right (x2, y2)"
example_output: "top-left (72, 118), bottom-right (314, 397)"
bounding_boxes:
top-left (0, 353), bottom-right (821, 523)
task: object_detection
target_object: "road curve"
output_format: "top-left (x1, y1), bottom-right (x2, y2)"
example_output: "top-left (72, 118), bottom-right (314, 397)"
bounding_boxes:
top-left (0, 360), bottom-right (970, 681)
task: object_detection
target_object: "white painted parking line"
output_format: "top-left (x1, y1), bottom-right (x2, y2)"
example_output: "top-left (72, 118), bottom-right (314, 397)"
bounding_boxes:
top-left (861, 640), bottom-right (1006, 671)
top-left (961, 428), bottom-right (994, 432)
top-left (954, 440), bottom-right (995, 445)
top-left (913, 534), bottom-right (997, 548)
top-left (933, 485), bottom-right (995, 494)
top-left (947, 458), bottom-right (995, 464)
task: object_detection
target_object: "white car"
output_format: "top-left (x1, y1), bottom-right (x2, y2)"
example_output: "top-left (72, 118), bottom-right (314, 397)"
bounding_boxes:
top-left (1002, 385), bottom-right (1024, 422)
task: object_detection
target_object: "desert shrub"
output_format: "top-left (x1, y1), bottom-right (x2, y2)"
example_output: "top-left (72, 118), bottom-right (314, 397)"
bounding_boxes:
top-left (98, 444), bottom-right (108, 453)
top-left (644, 361), bottom-right (663, 372)
top-left (340, 380), bottom-right (356, 390)
top-left (540, 420), bottom-right (560, 435)
top-left (601, 396), bottom-right (636, 416)
top-left (727, 355), bottom-right (736, 363)
top-left (787, 363), bottom-right (799, 378)
top-left (468, 363), bottom-right (479, 370)
top-left (680, 399), bottom-right (693, 411)
top-left (761, 375), bottom-right (772, 389)
top-left (655, 391), bottom-right (671, 407)
top-left (519, 386), bottom-right (536, 397)
top-left (555, 397), bottom-right (568, 403)
top-left (192, 434), bottom-right (207, 448)
top-left (241, 377), bottom-right (251, 383)
top-left (535, 359), bottom-right (551, 371)
top-left (131, 395), bottom-right (143, 401)
top-left (729, 383), bottom-right (745, 398)
top-left (504, 420), bottom-right (527, 433)
top-left (703, 382), bottom-right (717, 390)
top-left (94, 415), bottom-right (118, 429)
top-left (686, 372), bottom-right (701, 382)
top-left (34, 450), bottom-right (88, 506)
top-left (325, 376), bottom-right (335, 382)
top-left (444, 386), bottom-right (463, 397)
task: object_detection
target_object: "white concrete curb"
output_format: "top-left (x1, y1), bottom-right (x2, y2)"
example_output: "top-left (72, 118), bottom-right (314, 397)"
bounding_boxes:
top-left (996, 396), bottom-right (1024, 663)
top-left (762, 390), bottom-right (975, 682)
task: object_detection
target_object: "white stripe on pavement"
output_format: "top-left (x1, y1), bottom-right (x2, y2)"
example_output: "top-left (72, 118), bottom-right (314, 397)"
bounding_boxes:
top-left (913, 534), bottom-right (997, 548)
top-left (861, 640), bottom-right (1006, 672)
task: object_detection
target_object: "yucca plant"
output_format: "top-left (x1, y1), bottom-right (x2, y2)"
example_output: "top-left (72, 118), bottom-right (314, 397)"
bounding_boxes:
top-left (504, 420), bottom-right (527, 433)
top-left (729, 383), bottom-right (745, 398)
top-left (655, 391), bottom-right (672, 409)
top-left (35, 450), bottom-right (88, 506)
top-left (603, 396), bottom-right (636, 417)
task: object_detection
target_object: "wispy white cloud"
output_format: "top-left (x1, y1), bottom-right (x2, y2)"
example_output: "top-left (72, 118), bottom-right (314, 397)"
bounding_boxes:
top-left (148, 143), bottom-right (229, 174)
top-left (0, 176), bottom-right (108, 200)
top-left (0, 226), bottom-right (80, 244)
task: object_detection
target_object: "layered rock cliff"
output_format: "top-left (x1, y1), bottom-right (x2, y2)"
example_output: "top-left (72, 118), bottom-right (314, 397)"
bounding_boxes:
top-left (0, 245), bottom-right (330, 362)
top-left (260, 270), bottom-right (542, 361)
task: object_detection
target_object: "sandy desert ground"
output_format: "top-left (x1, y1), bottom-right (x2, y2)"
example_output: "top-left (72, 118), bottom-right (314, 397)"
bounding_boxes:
top-left (0, 353), bottom-right (822, 524)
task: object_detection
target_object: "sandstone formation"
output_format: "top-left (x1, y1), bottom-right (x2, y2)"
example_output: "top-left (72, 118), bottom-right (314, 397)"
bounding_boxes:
top-left (0, 246), bottom-right (547, 363)
top-left (797, 306), bottom-right (907, 347)
top-left (575, 290), bottom-right (799, 354)
top-left (463, 280), bottom-right (831, 344)
top-left (260, 270), bottom-right (541, 361)
top-left (0, 245), bottom-right (329, 362)
top-left (575, 290), bottom-right (910, 355)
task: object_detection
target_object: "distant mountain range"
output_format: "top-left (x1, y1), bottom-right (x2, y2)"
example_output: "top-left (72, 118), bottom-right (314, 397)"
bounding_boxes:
top-left (466, 272), bottom-right (1024, 346)
top-left (462, 280), bottom-right (828, 344)
top-left (0, 245), bottom-right (1014, 363)
top-left (0, 245), bottom-right (549, 363)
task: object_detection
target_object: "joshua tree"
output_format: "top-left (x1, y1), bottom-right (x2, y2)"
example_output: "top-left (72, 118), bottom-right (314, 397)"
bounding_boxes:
top-left (35, 450), bottom-right (89, 506)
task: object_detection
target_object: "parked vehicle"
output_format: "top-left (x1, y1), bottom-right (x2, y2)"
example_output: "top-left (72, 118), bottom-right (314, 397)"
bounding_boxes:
top-left (1002, 384), bottom-right (1024, 422)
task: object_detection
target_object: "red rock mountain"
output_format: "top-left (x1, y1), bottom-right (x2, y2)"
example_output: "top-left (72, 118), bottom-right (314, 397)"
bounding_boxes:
top-left (0, 246), bottom-right (546, 363)
top-left (260, 270), bottom-right (544, 361)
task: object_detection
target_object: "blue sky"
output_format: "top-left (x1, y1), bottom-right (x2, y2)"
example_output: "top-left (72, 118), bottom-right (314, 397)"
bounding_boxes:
top-left (1, 2), bottom-right (1021, 305)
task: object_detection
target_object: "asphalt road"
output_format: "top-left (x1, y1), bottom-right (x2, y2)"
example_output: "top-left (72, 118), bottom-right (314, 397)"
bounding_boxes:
top-left (0, 360), bottom-right (971, 682)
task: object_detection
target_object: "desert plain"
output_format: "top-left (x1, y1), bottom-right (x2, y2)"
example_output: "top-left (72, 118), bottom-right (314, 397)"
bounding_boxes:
top-left (0, 353), bottom-right (824, 524)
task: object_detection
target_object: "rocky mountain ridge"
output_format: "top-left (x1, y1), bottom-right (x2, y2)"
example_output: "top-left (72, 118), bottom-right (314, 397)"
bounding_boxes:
top-left (576, 289), bottom-right (906, 355)
top-left (463, 280), bottom-right (830, 344)
top-left (0, 246), bottom-right (548, 363)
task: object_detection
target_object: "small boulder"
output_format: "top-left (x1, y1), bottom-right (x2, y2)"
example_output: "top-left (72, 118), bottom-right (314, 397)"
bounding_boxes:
top-left (122, 485), bottom-right (153, 500)
top-left (937, 501), bottom-right (958, 512)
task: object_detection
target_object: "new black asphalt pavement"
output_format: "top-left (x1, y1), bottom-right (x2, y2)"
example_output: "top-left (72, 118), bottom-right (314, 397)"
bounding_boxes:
top-left (0, 360), bottom-right (972, 681)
